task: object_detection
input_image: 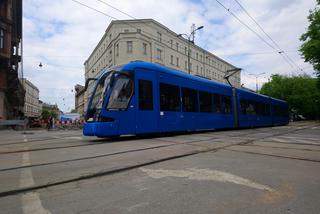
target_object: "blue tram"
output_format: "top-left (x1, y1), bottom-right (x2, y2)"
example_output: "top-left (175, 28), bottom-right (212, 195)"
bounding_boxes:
top-left (83, 61), bottom-right (288, 137)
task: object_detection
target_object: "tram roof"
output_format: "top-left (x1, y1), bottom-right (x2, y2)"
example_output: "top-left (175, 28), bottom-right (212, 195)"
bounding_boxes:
top-left (122, 61), bottom-right (232, 90)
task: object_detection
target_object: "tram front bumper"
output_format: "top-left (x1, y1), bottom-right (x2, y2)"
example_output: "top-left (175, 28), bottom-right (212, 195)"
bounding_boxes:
top-left (83, 121), bottom-right (119, 137)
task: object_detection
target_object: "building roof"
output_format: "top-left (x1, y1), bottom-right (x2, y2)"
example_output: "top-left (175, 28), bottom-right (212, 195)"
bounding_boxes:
top-left (21, 78), bottom-right (39, 92)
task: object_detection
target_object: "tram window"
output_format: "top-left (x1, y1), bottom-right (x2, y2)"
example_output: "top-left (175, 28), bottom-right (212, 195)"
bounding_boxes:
top-left (213, 94), bottom-right (221, 113)
top-left (256, 102), bottom-right (263, 115)
top-left (159, 83), bottom-right (180, 111)
top-left (199, 91), bottom-right (213, 113)
top-left (240, 99), bottom-right (248, 115)
top-left (182, 87), bottom-right (198, 112)
top-left (273, 105), bottom-right (280, 116)
top-left (222, 96), bottom-right (232, 114)
top-left (273, 105), bottom-right (287, 117)
top-left (247, 101), bottom-right (256, 115)
top-left (265, 104), bottom-right (270, 116)
top-left (139, 80), bottom-right (153, 110)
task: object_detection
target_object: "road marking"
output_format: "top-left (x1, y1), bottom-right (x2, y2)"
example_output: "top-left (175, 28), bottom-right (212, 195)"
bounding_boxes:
top-left (20, 145), bottom-right (50, 214)
top-left (141, 168), bottom-right (274, 192)
top-left (268, 137), bottom-right (288, 143)
top-left (64, 136), bottom-right (83, 140)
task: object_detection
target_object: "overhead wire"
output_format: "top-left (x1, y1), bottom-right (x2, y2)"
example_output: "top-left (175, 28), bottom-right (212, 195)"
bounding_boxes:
top-left (233, 0), bottom-right (303, 72)
top-left (71, 0), bottom-right (231, 75)
top-left (214, 0), bottom-right (304, 74)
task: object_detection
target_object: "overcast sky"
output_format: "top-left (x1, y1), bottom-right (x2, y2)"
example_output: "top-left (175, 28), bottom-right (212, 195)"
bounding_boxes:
top-left (23, 0), bottom-right (317, 112)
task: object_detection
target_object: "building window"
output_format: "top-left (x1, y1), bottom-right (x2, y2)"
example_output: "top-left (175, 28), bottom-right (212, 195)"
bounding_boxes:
top-left (185, 47), bottom-right (187, 55)
top-left (156, 48), bottom-right (162, 60)
top-left (124, 29), bottom-right (129, 33)
top-left (157, 32), bottom-right (162, 42)
top-left (127, 41), bottom-right (132, 53)
top-left (0, 28), bottom-right (4, 49)
top-left (185, 61), bottom-right (187, 70)
top-left (196, 53), bottom-right (198, 60)
top-left (143, 43), bottom-right (147, 55)
top-left (170, 55), bottom-right (174, 65)
top-left (137, 29), bottom-right (141, 33)
top-left (200, 55), bottom-right (202, 62)
top-left (109, 34), bottom-right (112, 40)
top-left (116, 44), bottom-right (119, 56)
top-left (170, 39), bottom-right (173, 48)
top-left (176, 57), bottom-right (179, 67)
top-left (196, 65), bottom-right (199, 73)
top-left (139, 80), bottom-right (153, 110)
top-left (176, 42), bottom-right (179, 50)
top-left (160, 83), bottom-right (180, 111)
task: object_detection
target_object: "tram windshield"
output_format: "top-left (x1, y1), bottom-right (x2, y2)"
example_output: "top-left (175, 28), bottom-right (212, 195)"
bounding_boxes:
top-left (107, 75), bottom-right (133, 110)
top-left (86, 71), bottom-right (133, 120)
top-left (86, 71), bottom-right (113, 120)
top-left (91, 72), bottom-right (113, 110)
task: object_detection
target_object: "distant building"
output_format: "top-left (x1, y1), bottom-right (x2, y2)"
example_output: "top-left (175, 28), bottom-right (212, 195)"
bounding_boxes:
top-left (0, 0), bottom-right (23, 120)
top-left (21, 78), bottom-right (41, 118)
top-left (59, 113), bottom-right (80, 122)
top-left (74, 84), bottom-right (85, 116)
top-left (80, 19), bottom-right (240, 110)
top-left (42, 103), bottom-right (59, 119)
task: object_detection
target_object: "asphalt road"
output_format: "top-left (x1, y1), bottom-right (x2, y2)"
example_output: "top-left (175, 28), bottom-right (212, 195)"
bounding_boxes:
top-left (0, 121), bottom-right (319, 214)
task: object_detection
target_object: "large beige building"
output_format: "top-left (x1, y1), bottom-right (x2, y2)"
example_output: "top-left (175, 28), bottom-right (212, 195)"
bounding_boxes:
top-left (80, 19), bottom-right (241, 114)
top-left (74, 84), bottom-right (85, 117)
top-left (21, 78), bottom-right (41, 118)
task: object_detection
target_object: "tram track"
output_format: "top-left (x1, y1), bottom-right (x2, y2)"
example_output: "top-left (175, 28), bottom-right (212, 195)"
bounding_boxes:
top-left (0, 134), bottom-right (234, 172)
top-left (0, 124), bottom-right (314, 198)
top-left (0, 134), bottom-right (83, 147)
top-left (0, 129), bottom-right (261, 155)
top-left (0, 123), bottom-right (313, 155)
top-left (223, 148), bottom-right (320, 163)
top-left (238, 143), bottom-right (320, 152)
top-left (0, 141), bottom-right (108, 155)
top-left (0, 125), bottom-right (312, 165)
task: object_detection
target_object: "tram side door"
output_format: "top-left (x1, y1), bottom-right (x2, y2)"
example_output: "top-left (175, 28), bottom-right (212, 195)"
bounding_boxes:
top-left (134, 69), bottom-right (158, 134)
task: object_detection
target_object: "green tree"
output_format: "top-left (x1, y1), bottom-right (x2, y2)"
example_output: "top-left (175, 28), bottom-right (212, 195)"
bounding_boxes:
top-left (41, 109), bottom-right (57, 119)
top-left (260, 74), bottom-right (320, 119)
top-left (70, 109), bottom-right (77, 113)
top-left (299, 0), bottom-right (320, 88)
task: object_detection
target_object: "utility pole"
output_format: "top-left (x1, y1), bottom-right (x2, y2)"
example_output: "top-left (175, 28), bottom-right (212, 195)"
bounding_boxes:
top-left (177, 24), bottom-right (204, 74)
top-left (249, 72), bottom-right (265, 93)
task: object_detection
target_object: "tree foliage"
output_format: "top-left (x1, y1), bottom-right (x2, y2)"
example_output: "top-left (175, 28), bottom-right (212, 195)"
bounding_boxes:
top-left (260, 74), bottom-right (320, 119)
top-left (41, 109), bottom-right (57, 119)
top-left (70, 109), bottom-right (77, 113)
top-left (299, 1), bottom-right (320, 87)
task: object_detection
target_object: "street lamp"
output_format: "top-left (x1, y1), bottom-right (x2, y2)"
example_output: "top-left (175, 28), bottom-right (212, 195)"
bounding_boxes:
top-left (249, 72), bottom-right (265, 93)
top-left (177, 25), bottom-right (204, 74)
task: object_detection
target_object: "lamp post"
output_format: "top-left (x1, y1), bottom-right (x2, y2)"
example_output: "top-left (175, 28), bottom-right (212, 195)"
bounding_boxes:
top-left (177, 25), bottom-right (204, 74)
top-left (249, 72), bottom-right (265, 93)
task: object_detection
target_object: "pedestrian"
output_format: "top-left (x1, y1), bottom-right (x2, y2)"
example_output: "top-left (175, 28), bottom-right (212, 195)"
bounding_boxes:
top-left (50, 117), bottom-right (53, 130)
top-left (47, 117), bottom-right (52, 131)
top-left (52, 117), bottom-right (55, 129)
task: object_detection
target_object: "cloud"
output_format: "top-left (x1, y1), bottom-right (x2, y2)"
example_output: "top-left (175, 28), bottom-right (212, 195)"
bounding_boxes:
top-left (23, 0), bottom-right (317, 112)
